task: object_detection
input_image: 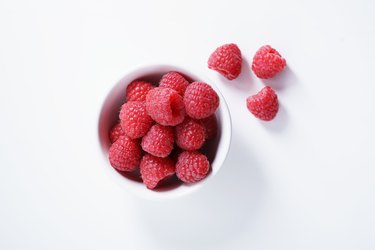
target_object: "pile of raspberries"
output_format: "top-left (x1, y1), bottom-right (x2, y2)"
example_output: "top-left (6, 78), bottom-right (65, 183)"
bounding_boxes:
top-left (108, 43), bottom-right (286, 190)
top-left (208, 44), bottom-right (286, 121)
top-left (108, 72), bottom-right (219, 189)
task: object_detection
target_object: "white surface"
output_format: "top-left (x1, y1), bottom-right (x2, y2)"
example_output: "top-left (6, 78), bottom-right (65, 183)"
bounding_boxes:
top-left (0, 0), bottom-right (374, 249)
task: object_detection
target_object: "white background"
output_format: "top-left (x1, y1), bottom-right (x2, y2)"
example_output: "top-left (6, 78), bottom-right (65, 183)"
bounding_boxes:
top-left (1, 0), bottom-right (375, 249)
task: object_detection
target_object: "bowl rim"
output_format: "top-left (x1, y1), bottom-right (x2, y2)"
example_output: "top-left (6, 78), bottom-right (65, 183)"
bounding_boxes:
top-left (97, 63), bottom-right (232, 200)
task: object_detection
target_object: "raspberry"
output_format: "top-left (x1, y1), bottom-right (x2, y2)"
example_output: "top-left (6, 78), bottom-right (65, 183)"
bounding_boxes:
top-left (109, 135), bottom-right (141, 172)
top-left (176, 151), bottom-right (210, 184)
top-left (126, 80), bottom-right (155, 102)
top-left (119, 101), bottom-right (154, 138)
top-left (140, 154), bottom-right (175, 189)
top-left (141, 124), bottom-right (174, 158)
top-left (201, 115), bottom-right (218, 140)
top-left (175, 118), bottom-right (206, 151)
top-left (246, 86), bottom-right (279, 121)
top-left (109, 122), bottom-right (124, 143)
top-left (208, 43), bottom-right (242, 80)
top-left (251, 45), bottom-right (286, 79)
top-left (184, 82), bottom-right (219, 119)
top-left (146, 87), bottom-right (185, 126)
top-left (159, 72), bottom-right (189, 96)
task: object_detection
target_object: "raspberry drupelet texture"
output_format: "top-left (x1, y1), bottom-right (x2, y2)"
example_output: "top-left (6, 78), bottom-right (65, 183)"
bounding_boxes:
top-left (201, 115), bottom-right (218, 140)
top-left (246, 86), bottom-right (279, 121)
top-left (119, 101), bottom-right (154, 139)
top-left (141, 124), bottom-right (174, 158)
top-left (109, 135), bottom-right (141, 172)
top-left (176, 151), bottom-right (210, 184)
top-left (146, 87), bottom-right (185, 126)
top-left (183, 82), bottom-right (219, 119)
top-left (126, 80), bottom-right (155, 102)
top-left (175, 118), bottom-right (206, 151)
top-left (140, 154), bottom-right (176, 189)
top-left (159, 72), bottom-right (190, 96)
top-left (208, 43), bottom-right (242, 80)
top-left (251, 45), bottom-right (286, 79)
top-left (109, 122), bottom-right (125, 143)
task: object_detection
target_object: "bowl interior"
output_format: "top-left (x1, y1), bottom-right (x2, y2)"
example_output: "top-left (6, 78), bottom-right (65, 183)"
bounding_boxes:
top-left (98, 65), bottom-right (231, 199)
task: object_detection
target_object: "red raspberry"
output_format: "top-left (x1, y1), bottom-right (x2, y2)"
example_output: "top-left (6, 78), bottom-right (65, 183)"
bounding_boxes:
top-left (126, 80), bottom-right (155, 102)
top-left (109, 122), bottom-right (125, 143)
top-left (252, 45), bottom-right (286, 79)
top-left (141, 124), bottom-right (174, 158)
top-left (246, 86), bottom-right (279, 121)
top-left (119, 101), bottom-right (154, 138)
top-left (140, 154), bottom-right (176, 189)
top-left (146, 87), bottom-right (185, 126)
top-left (176, 151), bottom-right (210, 184)
top-left (175, 118), bottom-right (206, 151)
top-left (201, 115), bottom-right (218, 140)
top-left (109, 135), bottom-right (141, 172)
top-left (159, 72), bottom-right (189, 96)
top-left (184, 82), bottom-right (219, 119)
top-left (208, 43), bottom-right (242, 80)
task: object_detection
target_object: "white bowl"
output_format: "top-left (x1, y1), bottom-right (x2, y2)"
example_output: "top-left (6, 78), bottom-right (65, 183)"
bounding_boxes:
top-left (98, 64), bottom-right (232, 200)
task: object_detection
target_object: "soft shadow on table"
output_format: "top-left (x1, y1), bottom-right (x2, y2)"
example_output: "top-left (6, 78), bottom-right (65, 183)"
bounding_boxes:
top-left (261, 66), bottom-right (297, 92)
top-left (135, 131), bottom-right (266, 250)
